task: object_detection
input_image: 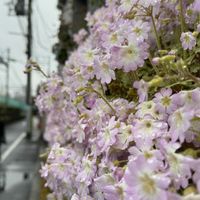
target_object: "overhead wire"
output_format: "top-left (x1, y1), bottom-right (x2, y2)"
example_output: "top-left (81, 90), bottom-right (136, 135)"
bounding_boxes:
top-left (34, 0), bottom-right (53, 38)
top-left (32, 0), bottom-right (51, 51)
top-left (12, 11), bottom-right (26, 87)
top-left (34, 22), bottom-right (49, 51)
top-left (16, 16), bottom-right (26, 36)
top-left (14, 3), bottom-right (49, 56)
top-left (10, 63), bottom-right (25, 86)
top-left (29, 0), bottom-right (56, 79)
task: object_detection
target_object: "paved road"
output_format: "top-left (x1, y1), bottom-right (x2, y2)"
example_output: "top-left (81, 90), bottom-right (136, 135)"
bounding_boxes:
top-left (1, 120), bottom-right (25, 154)
top-left (0, 119), bottom-right (41, 200)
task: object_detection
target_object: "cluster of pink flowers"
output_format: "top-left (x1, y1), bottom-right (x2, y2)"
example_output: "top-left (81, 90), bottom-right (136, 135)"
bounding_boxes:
top-left (36, 0), bottom-right (200, 199)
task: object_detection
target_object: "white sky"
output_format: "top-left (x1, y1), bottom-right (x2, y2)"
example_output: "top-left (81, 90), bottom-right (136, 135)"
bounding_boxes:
top-left (0, 0), bottom-right (60, 98)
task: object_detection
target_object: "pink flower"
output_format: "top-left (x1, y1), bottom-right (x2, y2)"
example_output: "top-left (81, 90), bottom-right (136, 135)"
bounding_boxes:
top-left (101, 29), bottom-right (124, 49)
top-left (94, 56), bottom-right (116, 84)
top-left (72, 120), bottom-right (86, 143)
top-left (138, 0), bottom-right (161, 8)
top-left (130, 20), bottom-right (150, 41)
top-left (97, 116), bottom-right (119, 153)
top-left (112, 98), bottom-right (135, 121)
top-left (124, 155), bottom-right (170, 200)
top-left (71, 194), bottom-right (80, 200)
top-left (128, 146), bottom-right (164, 170)
top-left (73, 29), bottom-right (87, 45)
top-left (95, 174), bottom-right (124, 200)
top-left (114, 123), bottom-right (134, 150)
top-left (119, 0), bottom-right (134, 13)
top-left (71, 194), bottom-right (93, 200)
top-left (160, 141), bottom-right (196, 189)
top-left (154, 88), bottom-right (177, 114)
top-left (133, 117), bottom-right (168, 150)
top-left (192, 0), bottom-right (200, 12)
top-left (105, 0), bottom-right (118, 7)
top-left (110, 35), bottom-right (149, 72)
top-left (135, 101), bottom-right (156, 118)
top-left (102, 184), bottom-right (124, 200)
top-left (76, 156), bottom-right (97, 186)
top-left (180, 32), bottom-right (196, 50)
top-left (173, 88), bottom-right (200, 110)
top-left (168, 108), bottom-right (194, 143)
top-left (133, 80), bottom-right (149, 103)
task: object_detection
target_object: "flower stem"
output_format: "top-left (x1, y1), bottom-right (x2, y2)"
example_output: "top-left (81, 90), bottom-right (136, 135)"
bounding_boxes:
top-left (186, 71), bottom-right (200, 85)
top-left (132, 71), bottom-right (139, 81)
top-left (87, 87), bottom-right (116, 114)
top-left (179, 0), bottom-right (187, 59)
top-left (179, 0), bottom-right (185, 33)
top-left (36, 68), bottom-right (49, 78)
top-left (100, 82), bottom-right (105, 95)
top-left (151, 13), bottom-right (161, 50)
top-left (148, 54), bottom-right (159, 75)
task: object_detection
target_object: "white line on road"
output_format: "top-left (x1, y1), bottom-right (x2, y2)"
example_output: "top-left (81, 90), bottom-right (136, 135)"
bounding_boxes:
top-left (1, 132), bottom-right (26, 163)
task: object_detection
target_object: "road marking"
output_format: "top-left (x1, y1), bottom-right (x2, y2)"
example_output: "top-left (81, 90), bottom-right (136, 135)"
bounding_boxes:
top-left (1, 132), bottom-right (26, 163)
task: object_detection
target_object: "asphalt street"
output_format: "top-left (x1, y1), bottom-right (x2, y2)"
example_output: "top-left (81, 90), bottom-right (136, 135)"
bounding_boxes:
top-left (0, 119), bottom-right (41, 200)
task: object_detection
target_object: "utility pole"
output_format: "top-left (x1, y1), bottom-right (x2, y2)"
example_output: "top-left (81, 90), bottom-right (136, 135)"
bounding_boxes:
top-left (7, 0), bottom-right (33, 138)
top-left (0, 49), bottom-right (10, 105)
top-left (26, 0), bottom-right (33, 139)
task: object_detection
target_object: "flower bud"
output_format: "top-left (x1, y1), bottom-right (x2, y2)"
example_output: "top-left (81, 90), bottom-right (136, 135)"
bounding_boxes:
top-left (183, 186), bottom-right (197, 196)
top-left (158, 50), bottom-right (168, 56)
top-left (192, 31), bottom-right (199, 37)
top-left (73, 96), bottom-right (83, 105)
top-left (160, 55), bottom-right (176, 63)
top-left (176, 59), bottom-right (185, 69)
top-left (181, 148), bottom-right (198, 158)
top-left (148, 76), bottom-right (163, 87)
top-left (168, 49), bottom-right (177, 55)
top-left (152, 57), bottom-right (160, 65)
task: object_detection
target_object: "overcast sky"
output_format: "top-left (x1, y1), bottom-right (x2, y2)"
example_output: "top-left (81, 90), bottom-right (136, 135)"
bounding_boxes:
top-left (0, 0), bottom-right (60, 98)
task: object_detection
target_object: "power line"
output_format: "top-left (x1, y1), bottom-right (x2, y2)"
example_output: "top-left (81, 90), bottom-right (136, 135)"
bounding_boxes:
top-left (9, 86), bottom-right (25, 88)
top-left (34, 21), bottom-right (49, 51)
top-left (0, 52), bottom-right (25, 86)
top-left (16, 16), bottom-right (26, 36)
top-left (32, 2), bottom-right (52, 51)
top-left (10, 58), bottom-right (25, 64)
top-left (10, 65), bottom-right (24, 85)
top-left (34, 1), bottom-right (53, 36)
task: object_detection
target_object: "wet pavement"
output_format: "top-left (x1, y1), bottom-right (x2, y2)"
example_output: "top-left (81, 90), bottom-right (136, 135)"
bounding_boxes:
top-left (1, 120), bottom-right (25, 153)
top-left (0, 119), bottom-right (41, 200)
